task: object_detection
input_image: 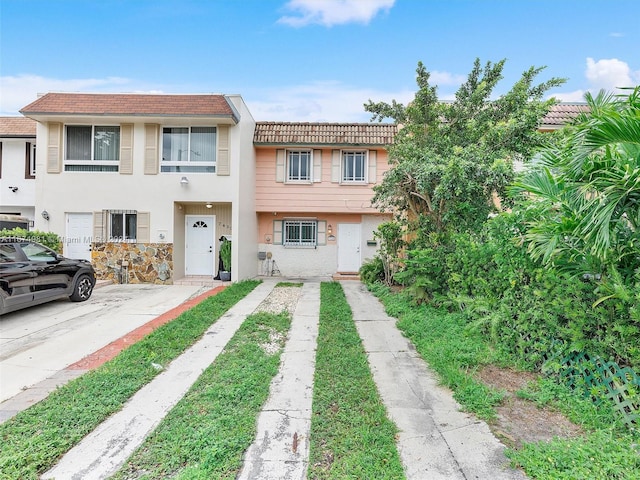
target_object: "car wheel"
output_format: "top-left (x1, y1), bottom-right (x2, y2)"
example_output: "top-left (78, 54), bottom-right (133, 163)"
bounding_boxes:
top-left (70, 274), bottom-right (94, 302)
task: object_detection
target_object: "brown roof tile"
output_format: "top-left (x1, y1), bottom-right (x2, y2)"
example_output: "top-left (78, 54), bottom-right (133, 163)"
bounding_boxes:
top-left (541, 103), bottom-right (589, 127)
top-left (254, 122), bottom-right (397, 146)
top-left (20, 93), bottom-right (237, 119)
top-left (0, 117), bottom-right (37, 137)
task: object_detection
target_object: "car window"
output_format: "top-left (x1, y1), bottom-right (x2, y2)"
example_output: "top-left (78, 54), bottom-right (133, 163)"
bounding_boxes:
top-left (0, 244), bottom-right (20, 263)
top-left (20, 242), bottom-right (58, 262)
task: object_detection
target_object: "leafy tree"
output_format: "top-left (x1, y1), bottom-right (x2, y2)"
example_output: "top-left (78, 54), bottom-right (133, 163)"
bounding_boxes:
top-left (512, 87), bottom-right (640, 294)
top-left (365, 58), bottom-right (565, 239)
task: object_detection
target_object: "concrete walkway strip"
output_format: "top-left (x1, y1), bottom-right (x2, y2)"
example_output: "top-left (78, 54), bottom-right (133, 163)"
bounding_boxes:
top-left (42, 281), bottom-right (276, 480)
top-left (341, 281), bottom-right (526, 480)
top-left (238, 281), bottom-right (321, 480)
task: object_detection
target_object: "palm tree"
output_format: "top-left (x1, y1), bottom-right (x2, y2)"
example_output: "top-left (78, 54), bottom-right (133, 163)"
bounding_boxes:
top-left (512, 86), bottom-right (640, 286)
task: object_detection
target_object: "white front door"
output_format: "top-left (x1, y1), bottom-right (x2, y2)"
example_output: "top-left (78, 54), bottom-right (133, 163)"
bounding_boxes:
top-left (185, 215), bottom-right (215, 275)
top-left (65, 213), bottom-right (93, 261)
top-left (337, 223), bottom-right (361, 272)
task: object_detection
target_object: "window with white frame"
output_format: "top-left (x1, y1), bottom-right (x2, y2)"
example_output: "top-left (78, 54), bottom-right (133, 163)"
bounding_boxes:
top-left (109, 210), bottom-right (137, 242)
top-left (26, 142), bottom-right (36, 178)
top-left (287, 150), bottom-right (312, 181)
top-left (342, 150), bottom-right (367, 182)
top-left (161, 127), bottom-right (216, 173)
top-left (65, 125), bottom-right (120, 172)
top-left (284, 219), bottom-right (317, 247)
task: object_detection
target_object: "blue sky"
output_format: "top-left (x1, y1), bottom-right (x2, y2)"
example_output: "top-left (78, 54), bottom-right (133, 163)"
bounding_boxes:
top-left (1, 0), bottom-right (638, 121)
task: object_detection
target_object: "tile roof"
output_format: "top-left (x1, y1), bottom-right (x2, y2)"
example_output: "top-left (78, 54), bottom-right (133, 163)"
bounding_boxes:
top-left (0, 117), bottom-right (37, 137)
top-left (20, 93), bottom-right (237, 119)
top-left (254, 122), bottom-right (398, 146)
top-left (541, 103), bottom-right (589, 127)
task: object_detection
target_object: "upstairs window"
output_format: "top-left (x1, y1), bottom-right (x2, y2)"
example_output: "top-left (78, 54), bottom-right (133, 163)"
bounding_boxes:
top-left (65, 125), bottom-right (120, 172)
top-left (287, 150), bottom-right (311, 182)
top-left (162, 127), bottom-right (216, 173)
top-left (342, 150), bottom-right (367, 183)
top-left (283, 220), bottom-right (317, 247)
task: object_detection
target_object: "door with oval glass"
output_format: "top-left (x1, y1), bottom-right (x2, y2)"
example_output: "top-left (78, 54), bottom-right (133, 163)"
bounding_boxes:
top-left (185, 215), bottom-right (215, 275)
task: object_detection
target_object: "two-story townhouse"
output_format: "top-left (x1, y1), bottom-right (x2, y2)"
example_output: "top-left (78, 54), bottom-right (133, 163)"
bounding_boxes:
top-left (253, 122), bottom-right (397, 278)
top-left (0, 117), bottom-right (37, 226)
top-left (20, 93), bottom-right (257, 283)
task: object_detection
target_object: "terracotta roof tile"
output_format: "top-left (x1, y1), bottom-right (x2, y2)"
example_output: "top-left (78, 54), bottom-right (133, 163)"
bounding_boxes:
top-left (254, 122), bottom-right (397, 146)
top-left (541, 103), bottom-right (589, 127)
top-left (20, 93), bottom-right (236, 118)
top-left (0, 117), bottom-right (37, 136)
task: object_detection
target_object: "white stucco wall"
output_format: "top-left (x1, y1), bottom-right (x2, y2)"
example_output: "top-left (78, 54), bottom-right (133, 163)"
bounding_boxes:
top-left (257, 243), bottom-right (337, 277)
top-left (227, 95), bottom-right (257, 281)
top-left (0, 137), bottom-right (36, 221)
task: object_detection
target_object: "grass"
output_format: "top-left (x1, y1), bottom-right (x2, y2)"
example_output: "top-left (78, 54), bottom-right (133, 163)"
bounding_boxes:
top-left (307, 282), bottom-right (405, 480)
top-left (112, 311), bottom-right (291, 479)
top-left (0, 280), bottom-right (259, 480)
top-left (367, 281), bottom-right (640, 479)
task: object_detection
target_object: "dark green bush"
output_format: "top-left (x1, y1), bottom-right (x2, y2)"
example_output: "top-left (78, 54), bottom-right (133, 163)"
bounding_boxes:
top-left (359, 257), bottom-right (385, 284)
top-left (381, 208), bottom-right (640, 370)
top-left (0, 227), bottom-right (61, 252)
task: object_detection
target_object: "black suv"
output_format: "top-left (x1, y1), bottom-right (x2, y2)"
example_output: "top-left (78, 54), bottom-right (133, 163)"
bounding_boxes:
top-left (0, 238), bottom-right (96, 315)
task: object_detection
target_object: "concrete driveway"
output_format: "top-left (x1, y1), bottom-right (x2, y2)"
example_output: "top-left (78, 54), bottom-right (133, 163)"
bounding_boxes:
top-left (0, 283), bottom-right (207, 405)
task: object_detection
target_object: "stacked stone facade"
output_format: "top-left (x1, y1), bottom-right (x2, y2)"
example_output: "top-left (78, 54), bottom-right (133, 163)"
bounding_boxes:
top-left (92, 243), bottom-right (173, 284)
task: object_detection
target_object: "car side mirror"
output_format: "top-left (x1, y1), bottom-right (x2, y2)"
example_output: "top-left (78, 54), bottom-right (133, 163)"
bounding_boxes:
top-left (55, 254), bottom-right (65, 261)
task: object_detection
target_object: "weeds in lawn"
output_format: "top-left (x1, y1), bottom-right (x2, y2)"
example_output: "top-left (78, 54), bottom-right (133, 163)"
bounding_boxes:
top-left (307, 282), bottom-right (404, 479)
top-left (0, 281), bottom-right (259, 480)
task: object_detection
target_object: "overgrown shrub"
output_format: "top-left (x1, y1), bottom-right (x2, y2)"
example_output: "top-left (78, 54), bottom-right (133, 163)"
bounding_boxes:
top-left (0, 227), bottom-right (61, 252)
top-left (378, 208), bottom-right (640, 370)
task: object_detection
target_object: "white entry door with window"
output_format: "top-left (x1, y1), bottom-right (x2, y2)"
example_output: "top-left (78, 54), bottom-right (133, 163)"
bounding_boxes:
top-left (185, 215), bottom-right (215, 275)
top-left (66, 213), bottom-right (93, 261)
top-left (337, 223), bottom-right (361, 272)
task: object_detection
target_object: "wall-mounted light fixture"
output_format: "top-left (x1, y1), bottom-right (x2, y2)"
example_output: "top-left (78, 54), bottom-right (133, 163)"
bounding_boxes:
top-left (327, 224), bottom-right (333, 235)
top-left (8, 186), bottom-right (18, 193)
top-left (206, 203), bottom-right (213, 209)
top-left (41, 210), bottom-right (50, 221)
top-left (180, 176), bottom-right (189, 186)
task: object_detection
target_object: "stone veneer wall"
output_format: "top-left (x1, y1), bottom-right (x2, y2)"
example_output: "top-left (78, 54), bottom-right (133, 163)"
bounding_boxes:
top-left (92, 243), bottom-right (173, 284)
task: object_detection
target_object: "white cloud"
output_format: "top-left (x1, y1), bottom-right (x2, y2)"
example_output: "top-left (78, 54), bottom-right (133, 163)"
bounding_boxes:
top-left (0, 74), bottom-right (136, 116)
top-left (585, 57), bottom-right (639, 91)
top-left (609, 32), bottom-right (624, 38)
top-left (278, 0), bottom-right (394, 27)
top-left (552, 58), bottom-right (639, 102)
top-left (552, 89), bottom-right (588, 102)
top-left (429, 70), bottom-right (467, 86)
top-left (246, 81), bottom-right (413, 122)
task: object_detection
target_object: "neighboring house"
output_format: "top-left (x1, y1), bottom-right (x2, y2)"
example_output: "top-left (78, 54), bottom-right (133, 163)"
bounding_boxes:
top-left (0, 117), bottom-right (37, 225)
top-left (20, 93), bottom-right (257, 283)
top-left (539, 103), bottom-right (589, 131)
top-left (253, 122), bottom-right (397, 277)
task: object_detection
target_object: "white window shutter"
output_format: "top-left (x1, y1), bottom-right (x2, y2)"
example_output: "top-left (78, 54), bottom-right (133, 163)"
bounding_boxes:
top-left (275, 149), bottom-right (285, 183)
top-left (273, 220), bottom-right (283, 244)
top-left (93, 211), bottom-right (105, 242)
top-left (144, 124), bottom-right (159, 175)
top-left (331, 149), bottom-right (341, 183)
top-left (217, 125), bottom-right (230, 176)
top-left (368, 150), bottom-right (377, 184)
top-left (47, 122), bottom-right (62, 174)
top-left (119, 124), bottom-right (134, 174)
top-left (137, 212), bottom-right (150, 243)
top-left (313, 150), bottom-right (322, 182)
top-left (317, 220), bottom-right (326, 245)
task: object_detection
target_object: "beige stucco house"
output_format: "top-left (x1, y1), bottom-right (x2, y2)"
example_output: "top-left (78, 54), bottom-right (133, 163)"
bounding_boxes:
top-left (20, 93), bottom-right (257, 283)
